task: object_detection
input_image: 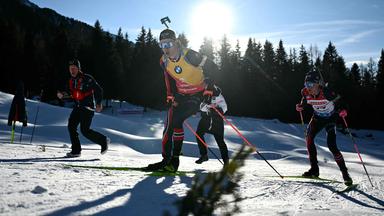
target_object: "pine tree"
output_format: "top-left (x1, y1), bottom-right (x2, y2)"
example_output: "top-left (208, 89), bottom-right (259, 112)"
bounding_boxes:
top-left (249, 39), bottom-right (264, 116)
top-left (128, 27), bottom-right (147, 105)
top-left (88, 20), bottom-right (105, 80)
top-left (275, 40), bottom-right (292, 120)
top-left (217, 35), bottom-right (240, 114)
top-left (177, 32), bottom-right (189, 48)
top-left (261, 40), bottom-right (276, 118)
top-left (322, 41), bottom-right (338, 83)
top-left (49, 24), bottom-right (70, 100)
top-left (350, 63), bottom-right (361, 86)
top-left (367, 57), bottom-right (376, 85)
top-left (298, 45), bottom-right (311, 75)
top-left (376, 49), bottom-right (384, 129)
top-left (217, 35), bottom-right (231, 70)
top-left (199, 37), bottom-right (215, 61)
top-left (216, 34), bottom-right (231, 89)
top-left (362, 64), bottom-right (373, 88)
top-left (228, 40), bottom-right (243, 114)
top-left (322, 42), bottom-right (349, 95)
top-left (377, 49), bottom-right (384, 98)
top-left (241, 38), bottom-right (263, 116)
top-left (144, 28), bottom-right (163, 109)
top-left (175, 145), bottom-right (253, 216)
top-left (275, 40), bottom-right (289, 82)
top-left (262, 40), bottom-right (276, 80)
top-left (308, 44), bottom-right (321, 66)
top-left (358, 62), bottom-right (377, 128)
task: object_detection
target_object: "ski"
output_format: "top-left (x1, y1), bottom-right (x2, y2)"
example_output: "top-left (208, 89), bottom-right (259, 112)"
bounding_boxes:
top-left (63, 164), bottom-right (194, 176)
top-left (283, 175), bottom-right (342, 183)
top-left (270, 175), bottom-right (343, 183)
top-left (336, 183), bottom-right (358, 193)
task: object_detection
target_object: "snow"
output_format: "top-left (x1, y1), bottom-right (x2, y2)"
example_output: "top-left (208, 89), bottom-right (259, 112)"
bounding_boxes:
top-left (0, 91), bottom-right (383, 215)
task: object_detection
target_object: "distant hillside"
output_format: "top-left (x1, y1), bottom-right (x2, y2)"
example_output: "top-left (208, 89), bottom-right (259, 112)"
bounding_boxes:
top-left (0, 0), bottom-right (94, 43)
top-left (0, 0), bottom-right (93, 98)
top-left (0, 0), bottom-right (157, 108)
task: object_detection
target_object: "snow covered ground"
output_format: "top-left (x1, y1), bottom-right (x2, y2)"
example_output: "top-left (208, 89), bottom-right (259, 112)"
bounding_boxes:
top-left (0, 91), bottom-right (383, 215)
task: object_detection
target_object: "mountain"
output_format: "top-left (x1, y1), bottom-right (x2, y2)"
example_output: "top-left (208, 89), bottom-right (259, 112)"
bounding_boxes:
top-left (0, 0), bottom-right (95, 46)
top-left (0, 0), bottom-right (140, 105)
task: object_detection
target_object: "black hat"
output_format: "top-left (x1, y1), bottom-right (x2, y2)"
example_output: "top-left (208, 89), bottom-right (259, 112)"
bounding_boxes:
top-left (304, 72), bottom-right (320, 84)
top-left (69, 59), bottom-right (81, 69)
top-left (159, 29), bottom-right (176, 40)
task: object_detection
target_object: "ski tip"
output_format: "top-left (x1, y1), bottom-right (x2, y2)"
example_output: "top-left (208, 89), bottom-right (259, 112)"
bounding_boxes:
top-left (336, 183), bottom-right (358, 193)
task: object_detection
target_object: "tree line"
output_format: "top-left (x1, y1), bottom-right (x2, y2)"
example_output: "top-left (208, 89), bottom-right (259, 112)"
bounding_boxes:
top-left (1, 0), bottom-right (383, 129)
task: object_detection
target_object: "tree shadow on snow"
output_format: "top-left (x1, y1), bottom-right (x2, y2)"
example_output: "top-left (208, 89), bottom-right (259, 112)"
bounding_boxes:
top-left (95, 175), bottom-right (194, 215)
top-left (45, 174), bottom-right (195, 216)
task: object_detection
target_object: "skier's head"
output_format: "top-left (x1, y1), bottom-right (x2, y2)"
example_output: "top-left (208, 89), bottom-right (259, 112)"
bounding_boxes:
top-left (304, 72), bottom-right (321, 95)
top-left (69, 59), bottom-right (81, 77)
top-left (159, 29), bottom-right (176, 41)
top-left (159, 29), bottom-right (179, 59)
top-left (304, 72), bottom-right (321, 85)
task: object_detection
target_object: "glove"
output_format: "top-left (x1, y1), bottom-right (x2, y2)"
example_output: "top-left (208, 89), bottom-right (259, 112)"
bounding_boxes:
top-left (200, 102), bottom-right (210, 113)
top-left (203, 90), bottom-right (213, 104)
top-left (339, 109), bottom-right (347, 118)
top-left (57, 91), bottom-right (64, 99)
top-left (95, 104), bottom-right (103, 113)
top-left (166, 95), bottom-right (175, 104)
top-left (296, 103), bottom-right (304, 112)
top-left (203, 90), bottom-right (213, 97)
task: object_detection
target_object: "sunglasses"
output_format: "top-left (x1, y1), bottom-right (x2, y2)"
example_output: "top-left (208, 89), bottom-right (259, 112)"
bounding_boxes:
top-left (305, 82), bottom-right (316, 88)
top-left (159, 41), bottom-right (175, 49)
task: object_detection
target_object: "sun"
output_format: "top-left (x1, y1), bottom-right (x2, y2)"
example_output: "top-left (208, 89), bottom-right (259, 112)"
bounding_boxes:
top-left (190, 1), bottom-right (234, 41)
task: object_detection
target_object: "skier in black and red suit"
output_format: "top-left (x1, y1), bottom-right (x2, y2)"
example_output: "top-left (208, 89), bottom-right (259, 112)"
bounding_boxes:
top-left (296, 71), bottom-right (353, 186)
top-left (57, 59), bottom-right (109, 158)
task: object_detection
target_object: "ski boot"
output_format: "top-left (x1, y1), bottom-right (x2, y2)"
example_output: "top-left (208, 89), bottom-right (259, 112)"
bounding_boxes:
top-left (195, 154), bottom-right (208, 164)
top-left (302, 167), bottom-right (319, 178)
top-left (223, 157), bottom-right (229, 167)
top-left (164, 156), bottom-right (179, 173)
top-left (65, 152), bottom-right (81, 158)
top-left (101, 137), bottom-right (110, 155)
top-left (145, 159), bottom-right (167, 171)
top-left (342, 171), bottom-right (353, 186)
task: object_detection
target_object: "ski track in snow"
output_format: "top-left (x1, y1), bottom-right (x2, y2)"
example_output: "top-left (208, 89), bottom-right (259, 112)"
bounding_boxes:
top-left (1, 91), bottom-right (384, 215)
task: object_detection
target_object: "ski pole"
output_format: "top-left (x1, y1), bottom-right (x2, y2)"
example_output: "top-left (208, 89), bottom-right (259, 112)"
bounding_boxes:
top-left (184, 120), bottom-right (224, 165)
top-left (19, 125), bottom-right (24, 143)
top-left (210, 105), bottom-right (284, 178)
top-left (341, 116), bottom-right (374, 187)
top-left (30, 104), bottom-right (40, 144)
top-left (30, 90), bottom-right (43, 144)
top-left (299, 111), bottom-right (307, 139)
top-left (11, 121), bottom-right (16, 143)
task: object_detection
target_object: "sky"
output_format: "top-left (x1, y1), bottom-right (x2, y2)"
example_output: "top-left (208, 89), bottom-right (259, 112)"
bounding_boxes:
top-left (29, 0), bottom-right (384, 66)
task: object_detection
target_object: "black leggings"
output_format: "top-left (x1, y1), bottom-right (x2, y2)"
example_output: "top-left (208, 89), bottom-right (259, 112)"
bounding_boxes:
top-left (306, 115), bottom-right (348, 172)
top-left (162, 95), bottom-right (201, 161)
top-left (196, 115), bottom-right (229, 162)
top-left (68, 107), bottom-right (106, 153)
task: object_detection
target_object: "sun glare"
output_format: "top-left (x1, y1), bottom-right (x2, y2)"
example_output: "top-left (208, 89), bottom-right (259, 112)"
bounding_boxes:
top-left (190, 1), bottom-right (233, 41)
